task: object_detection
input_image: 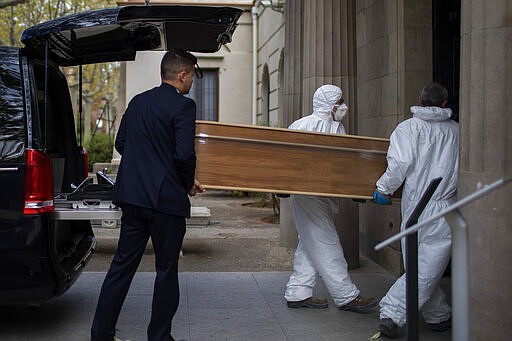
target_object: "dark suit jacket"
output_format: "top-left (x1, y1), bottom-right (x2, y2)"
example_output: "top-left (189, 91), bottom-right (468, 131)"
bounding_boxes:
top-left (113, 83), bottom-right (196, 217)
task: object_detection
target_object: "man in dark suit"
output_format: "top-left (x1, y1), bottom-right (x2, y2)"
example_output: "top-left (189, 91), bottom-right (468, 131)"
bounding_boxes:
top-left (91, 49), bottom-right (203, 341)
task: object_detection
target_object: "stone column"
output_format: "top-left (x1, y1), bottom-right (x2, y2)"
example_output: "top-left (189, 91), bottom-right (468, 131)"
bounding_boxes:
top-left (282, 0), bottom-right (304, 125)
top-left (280, 0), bottom-right (359, 268)
top-left (459, 1), bottom-right (512, 339)
top-left (279, 197), bottom-right (298, 248)
top-left (302, 0), bottom-right (357, 132)
top-left (278, 0), bottom-right (304, 250)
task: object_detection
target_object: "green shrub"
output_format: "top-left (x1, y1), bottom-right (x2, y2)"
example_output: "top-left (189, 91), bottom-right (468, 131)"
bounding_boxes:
top-left (84, 133), bottom-right (113, 171)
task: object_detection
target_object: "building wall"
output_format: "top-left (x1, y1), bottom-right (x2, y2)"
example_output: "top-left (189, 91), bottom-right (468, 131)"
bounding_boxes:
top-left (121, 11), bottom-right (253, 126)
top-left (353, 2), bottom-right (512, 337)
top-left (215, 10), bottom-right (253, 124)
top-left (255, 4), bottom-right (285, 127)
top-left (355, 0), bottom-right (512, 337)
top-left (281, 0), bottom-right (303, 126)
top-left (356, 0), bottom-right (432, 276)
top-left (459, 1), bottom-right (512, 339)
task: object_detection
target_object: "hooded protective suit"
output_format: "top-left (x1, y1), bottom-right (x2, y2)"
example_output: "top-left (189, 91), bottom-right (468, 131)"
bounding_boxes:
top-left (284, 85), bottom-right (360, 306)
top-left (377, 105), bottom-right (459, 326)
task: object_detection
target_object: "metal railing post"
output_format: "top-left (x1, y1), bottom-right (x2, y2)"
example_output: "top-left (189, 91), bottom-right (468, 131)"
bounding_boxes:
top-left (445, 210), bottom-right (469, 341)
top-left (405, 230), bottom-right (419, 341)
top-left (404, 178), bottom-right (443, 341)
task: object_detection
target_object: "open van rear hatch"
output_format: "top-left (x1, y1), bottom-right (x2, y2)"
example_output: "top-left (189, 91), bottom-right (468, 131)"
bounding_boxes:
top-left (19, 5), bottom-right (241, 221)
top-left (21, 5), bottom-right (242, 66)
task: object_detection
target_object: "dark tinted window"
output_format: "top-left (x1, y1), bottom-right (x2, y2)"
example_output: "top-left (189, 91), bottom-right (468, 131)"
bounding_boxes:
top-left (0, 48), bottom-right (25, 162)
top-left (30, 62), bottom-right (77, 153)
top-left (30, 61), bottom-right (85, 192)
top-left (186, 68), bottom-right (218, 121)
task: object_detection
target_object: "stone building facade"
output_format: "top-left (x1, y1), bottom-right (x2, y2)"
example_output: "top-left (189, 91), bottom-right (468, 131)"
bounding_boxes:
top-left (280, 1), bottom-right (511, 339)
top-left (116, 0), bottom-right (511, 338)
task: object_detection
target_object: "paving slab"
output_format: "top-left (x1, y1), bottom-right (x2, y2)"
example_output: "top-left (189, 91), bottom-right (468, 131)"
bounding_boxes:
top-left (0, 271), bottom-right (452, 341)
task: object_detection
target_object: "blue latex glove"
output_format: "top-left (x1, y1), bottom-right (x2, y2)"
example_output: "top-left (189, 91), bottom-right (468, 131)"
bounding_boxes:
top-left (372, 190), bottom-right (392, 205)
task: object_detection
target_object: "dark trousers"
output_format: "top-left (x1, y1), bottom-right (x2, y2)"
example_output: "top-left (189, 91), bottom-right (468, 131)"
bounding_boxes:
top-left (91, 204), bottom-right (186, 341)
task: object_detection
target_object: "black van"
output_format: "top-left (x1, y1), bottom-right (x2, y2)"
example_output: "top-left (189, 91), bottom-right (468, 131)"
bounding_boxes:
top-left (0, 5), bottom-right (241, 305)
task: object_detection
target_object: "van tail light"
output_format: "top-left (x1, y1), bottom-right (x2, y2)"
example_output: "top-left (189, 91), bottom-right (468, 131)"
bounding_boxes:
top-left (81, 146), bottom-right (89, 179)
top-left (24, 149), bottom-right (54, 215)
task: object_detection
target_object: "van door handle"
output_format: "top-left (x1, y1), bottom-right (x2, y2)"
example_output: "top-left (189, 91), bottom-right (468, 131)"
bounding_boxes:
top-left (0, 167), bottom-right (20, 172)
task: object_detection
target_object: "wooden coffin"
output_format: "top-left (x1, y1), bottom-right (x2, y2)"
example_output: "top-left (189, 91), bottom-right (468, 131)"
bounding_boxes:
top-left (195, 121), bottom-right (390, 199)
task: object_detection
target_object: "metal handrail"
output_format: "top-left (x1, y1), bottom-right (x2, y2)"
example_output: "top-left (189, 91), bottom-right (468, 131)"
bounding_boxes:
top-left (375, 176), bottom-right (512, 341)
top-left (375, 176), bottom-right (512, 250)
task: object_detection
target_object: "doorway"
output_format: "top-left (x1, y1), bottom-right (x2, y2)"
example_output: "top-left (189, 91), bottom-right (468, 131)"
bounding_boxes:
top-left (433, 0), bottom-right (461, 121)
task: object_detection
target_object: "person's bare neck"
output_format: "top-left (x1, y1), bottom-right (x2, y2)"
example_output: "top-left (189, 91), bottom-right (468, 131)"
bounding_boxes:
top-left (163, 79), bottom-right (182, 92)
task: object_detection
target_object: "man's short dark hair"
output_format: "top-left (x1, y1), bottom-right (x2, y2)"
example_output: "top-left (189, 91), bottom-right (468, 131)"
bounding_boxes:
top-left (420, 82), bottom-right (449, 107)
top-left (160, 49), bottom-right (197, 81)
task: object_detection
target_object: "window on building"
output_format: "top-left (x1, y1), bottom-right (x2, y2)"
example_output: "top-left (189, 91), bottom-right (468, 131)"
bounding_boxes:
top-left (186, 68), bottom-right (218, 121)
top-left (278, 51), bottom-right (285, 127)
top-left (260, 65), bottom-right (270, 125)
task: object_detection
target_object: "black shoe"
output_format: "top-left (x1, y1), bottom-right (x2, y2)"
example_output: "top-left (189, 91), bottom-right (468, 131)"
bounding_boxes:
top-left (287, 296), bottom-right (328, 309)
top-left (426, 317), bottom-right (452, 332)
top-left (339, 295), bottom-right (377, 313)
top-left (379, 318), bottom-right (398, 338)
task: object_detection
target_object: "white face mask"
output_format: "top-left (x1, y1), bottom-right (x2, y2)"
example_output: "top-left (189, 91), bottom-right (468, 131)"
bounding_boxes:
top-left (333, 103), bottom-right (348, 121)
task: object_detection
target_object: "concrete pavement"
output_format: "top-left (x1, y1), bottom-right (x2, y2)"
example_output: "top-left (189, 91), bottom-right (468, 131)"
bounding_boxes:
top-left (0, 270), bottom-right (452, 340)
top-left (0, 191), bottom-right (453, 340)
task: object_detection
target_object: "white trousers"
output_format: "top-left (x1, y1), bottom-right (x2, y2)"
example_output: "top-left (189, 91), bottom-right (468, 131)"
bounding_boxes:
top-left (379, 233), bottom-right (452, 326)
top-left (284, 195), bottom-right (359, 306)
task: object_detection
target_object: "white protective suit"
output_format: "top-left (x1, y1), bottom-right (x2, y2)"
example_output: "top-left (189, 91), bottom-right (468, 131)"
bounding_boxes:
top-left (377, 105), bottom-right (459, 326)
top-left (284, 85), bottom-right (360, 306)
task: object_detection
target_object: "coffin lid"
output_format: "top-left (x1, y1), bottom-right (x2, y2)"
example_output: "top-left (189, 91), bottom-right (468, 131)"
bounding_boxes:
top-left (20, 5), bottom-right (242, 66)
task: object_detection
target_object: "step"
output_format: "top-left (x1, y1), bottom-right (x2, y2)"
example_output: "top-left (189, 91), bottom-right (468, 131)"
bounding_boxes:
top-left (91, 206), bottom-right (211, 229)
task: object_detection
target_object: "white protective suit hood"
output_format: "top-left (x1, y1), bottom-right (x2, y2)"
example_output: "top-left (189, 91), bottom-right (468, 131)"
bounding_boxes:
top-left (312, 85), bottom-right (342, 119)
top-left (288, 84), bottom-right (346, 135)
top-left (410, 106), bottom-right (452, 121)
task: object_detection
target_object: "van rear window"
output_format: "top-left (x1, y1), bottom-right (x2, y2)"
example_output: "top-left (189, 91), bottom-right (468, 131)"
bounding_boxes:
top-left (0, 49), bottom-right (25, 162)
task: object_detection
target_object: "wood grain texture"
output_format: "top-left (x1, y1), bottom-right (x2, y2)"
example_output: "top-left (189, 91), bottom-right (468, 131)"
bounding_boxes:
top-left (195, 121), bottom-right (390, 199)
